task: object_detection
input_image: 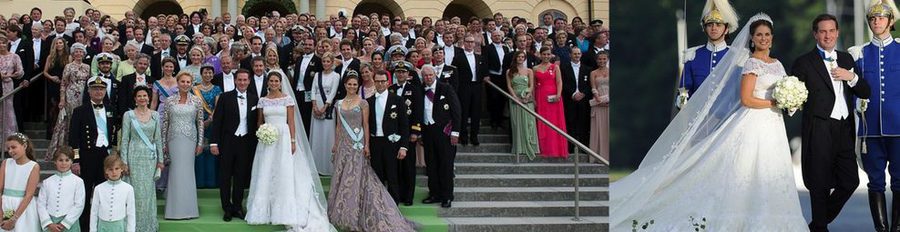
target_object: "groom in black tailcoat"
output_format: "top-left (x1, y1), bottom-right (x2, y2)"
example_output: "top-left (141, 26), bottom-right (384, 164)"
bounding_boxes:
top-left (69, 77), bottom-right (116, 229)
top-left (792, 14), bottom-right (871, 232)
top-left (209, 69), bottom-right (259, 222)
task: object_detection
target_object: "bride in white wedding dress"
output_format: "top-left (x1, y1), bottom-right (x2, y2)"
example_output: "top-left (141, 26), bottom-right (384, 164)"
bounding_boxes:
top-left (245, 71), bottom-right (337, 232)
top-left (611, 14), bottom-right (808, 231)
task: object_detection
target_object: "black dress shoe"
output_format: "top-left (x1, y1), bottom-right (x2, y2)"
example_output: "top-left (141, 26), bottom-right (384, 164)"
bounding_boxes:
top-left (422, 196), bottom-right (440, 204)
top-left (403, 201), bottom-right (413, 206)
top-left (233, 209), bottom-right (246, 220)
top-left (441, 200), bottom-right (452, 208)
top-left (460, 137), bottom-right (469, 146)
top-left (471, 138), bottom-right (480, 146)
top-left (223, 211), bottom-right (233, 222)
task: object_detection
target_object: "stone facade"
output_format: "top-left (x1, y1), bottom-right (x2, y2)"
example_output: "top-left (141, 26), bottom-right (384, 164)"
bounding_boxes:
top-left (0, 0), bottom-right (609, 25)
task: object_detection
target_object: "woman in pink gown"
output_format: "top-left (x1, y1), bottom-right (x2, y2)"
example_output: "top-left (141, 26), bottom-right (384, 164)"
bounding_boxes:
top-left (532, 47), bottom-right (568, 158)
top-left (0, 33), bottom-right (22, 139)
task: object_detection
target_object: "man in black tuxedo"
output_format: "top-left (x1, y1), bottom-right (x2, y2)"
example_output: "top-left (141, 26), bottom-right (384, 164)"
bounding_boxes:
top-left (49, 18), bottom-right (74, 45)
top-left (118, 54), bottom-right (152, 110)
top-left (561, 48), bottom-right (594, 151)
top-left (69, 78), bottom-right (116, 229)
top-left (583, 31), bottom-right (608, 69)
top-left (212, 55), bottom-right (237, 92)
top-left (334, 39), bottom-right (361, 100)
top-left (367, 70), bottom-right (411, 204)
top-left (292, 38), bottom-right (321, 134)
top-left (209, 69), bottom-right (258, 222)
top-left (248, 57), bottom-right (269, 99)
top-left (431, 46), bottom-right (460, 91)
top-left (792, 14), bottom-right (871, 232)
top-left (503, 34), bottom-right (539, 74)
top-left (418, 65), bottom-right (461, 208)
top-left (482, 30), bottom-right (510, 130)
top-left (151, 32), bottom-right (174, 80)
top-left (452, 35), bottom-right (487, 145)
top-left (132, 27), bottom-right (155, 56)
top-left (8, 25), bottom-right (34, 131)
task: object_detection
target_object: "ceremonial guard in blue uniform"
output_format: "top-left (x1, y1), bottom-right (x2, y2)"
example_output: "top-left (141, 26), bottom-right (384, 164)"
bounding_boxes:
top-left (850, 1), bottom-right (900, 231)
top-left (676, 0), bottom-right (739, 108)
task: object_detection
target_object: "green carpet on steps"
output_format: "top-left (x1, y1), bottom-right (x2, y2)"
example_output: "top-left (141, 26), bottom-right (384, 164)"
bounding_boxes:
top-left (156, 176), bottom-right (448, 232)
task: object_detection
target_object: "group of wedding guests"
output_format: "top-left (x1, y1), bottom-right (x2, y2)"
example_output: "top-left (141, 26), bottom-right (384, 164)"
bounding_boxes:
top-left (0, 5), bottom-right (609, 232)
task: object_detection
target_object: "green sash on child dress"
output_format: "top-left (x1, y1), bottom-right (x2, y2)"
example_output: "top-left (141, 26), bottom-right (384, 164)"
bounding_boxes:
top-left (96, 218), bottom-right (124, 232)
top-left (43, 215), bottom-right (81, 232)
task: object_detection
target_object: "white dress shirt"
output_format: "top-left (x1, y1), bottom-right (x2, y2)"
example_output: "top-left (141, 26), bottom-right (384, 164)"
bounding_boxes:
top-left (177, 54), bottom-right (188, 68)
top-left (254, 74), bottom-right (265, 95)
top-left (491, 43), bottom-right (505, 75)
top-left (235, 91), bottom-right (248, 136)
top-left (571, 62), bottom-right (582, 96)
top-left (89, 180), bottom-right (135, 232)
top-left (817, 45), bottom-right (859, 120)
top-left (444, 46), bottom-right (456, 65)
top-left (135, 72), bottom-right (148, 86)
top-left (92, 100), bottom-right (109, 148)
top-left (222, 70), bottom-right (235, 92)
top-left (37, 171), bottom-right (85, 230)
top-left (465, 51), bottom-right (476, 81)
top-left (297, 53), bottom-right (314, 92)
top-left (340, 58), bottom-right (354, 76)
top-left (436, 34), bottom-right (445, 47)
top-left (374, 91), bottom-right (388, 136)
top-left (9, 38), bottom-right (21, 53)
top-left (381, 27), bottom-right (392, 37)
top-left (191, 24), bottom-right (201, 34)
top-left (33, 38), bottom-right (42, 66)
top-left (424, 83), bottom-right (436, 125)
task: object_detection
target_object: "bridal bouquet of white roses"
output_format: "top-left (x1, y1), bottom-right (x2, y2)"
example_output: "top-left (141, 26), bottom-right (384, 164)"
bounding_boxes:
top-left (773, 76), bottom-right (808, 116)
top-left (256, 124), bottom-right (279, 145)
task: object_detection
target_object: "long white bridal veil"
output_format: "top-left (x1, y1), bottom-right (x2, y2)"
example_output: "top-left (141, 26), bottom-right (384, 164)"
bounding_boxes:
top-left (273, 69), bottom-right (338, 232)
top-left (610, 13), bottom-right (773, 229)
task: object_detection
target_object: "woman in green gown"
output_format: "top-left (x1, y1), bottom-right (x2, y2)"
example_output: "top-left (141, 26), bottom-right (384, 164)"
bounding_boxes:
top-left (505, 51), bottom-right (539, 159)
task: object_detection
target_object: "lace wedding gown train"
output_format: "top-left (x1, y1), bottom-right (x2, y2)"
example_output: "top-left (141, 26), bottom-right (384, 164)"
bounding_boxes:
top-left (611, 57), bottom-right (809, 231)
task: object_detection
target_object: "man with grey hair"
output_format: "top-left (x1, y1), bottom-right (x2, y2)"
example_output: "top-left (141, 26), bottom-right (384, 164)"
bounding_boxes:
top-left (119, 53), bottom-right (151, 109)
top-left (482, 29), bottom-right (510, 130)
top-left (151, 32), bottom-right (173, 80)
top-left (418, 64), bottom-right (461, 208)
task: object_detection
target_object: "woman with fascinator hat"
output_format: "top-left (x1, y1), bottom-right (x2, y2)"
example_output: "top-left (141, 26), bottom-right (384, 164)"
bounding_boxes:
top-left (847, 0), bottom-right (900, 230)
top-left (611, 13), bottom-right (809, 231)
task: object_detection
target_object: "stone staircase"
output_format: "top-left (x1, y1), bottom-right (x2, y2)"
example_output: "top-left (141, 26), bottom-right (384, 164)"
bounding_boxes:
top-left (416, 125), bottom-right (609, 232)
top-left (22, 122), bottom-right (56, 180)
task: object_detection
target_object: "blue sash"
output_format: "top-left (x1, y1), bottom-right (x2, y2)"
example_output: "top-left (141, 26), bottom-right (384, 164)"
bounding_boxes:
top-left (129, 111), bottom-right (157, 159)
top-left (95, 110), bottom-right (108, 143)
top-left (337, 100), bottom-right (364, 150)
top-left (153, 81), bottom-right (171, 98)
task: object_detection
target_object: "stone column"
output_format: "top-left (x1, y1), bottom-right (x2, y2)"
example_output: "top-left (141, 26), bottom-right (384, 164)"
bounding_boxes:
top-left (212, 0), bottom-right (222, 19)
top-left (228, 0), bottom-right (238, 19)
top-left (316, 0), bottom-right (325, 17)
top-left (299, 0), bottom-right (310, 14)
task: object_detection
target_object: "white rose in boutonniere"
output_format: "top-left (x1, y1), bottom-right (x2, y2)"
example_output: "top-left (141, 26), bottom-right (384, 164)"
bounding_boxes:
top-left (388, 134), bottom-right (401, 143)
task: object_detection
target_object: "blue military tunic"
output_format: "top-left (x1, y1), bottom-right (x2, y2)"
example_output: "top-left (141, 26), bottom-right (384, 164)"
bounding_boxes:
top-left (855, 37), bottom-right (900, 137)
top-left (853, 36), bottom-right (900, 192)
top-left (681, 42), bottom-right (729, 96)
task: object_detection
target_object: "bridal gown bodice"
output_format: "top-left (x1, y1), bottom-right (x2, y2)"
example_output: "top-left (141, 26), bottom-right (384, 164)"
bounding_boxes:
top-left (610, 57), bottom-right (808, 231)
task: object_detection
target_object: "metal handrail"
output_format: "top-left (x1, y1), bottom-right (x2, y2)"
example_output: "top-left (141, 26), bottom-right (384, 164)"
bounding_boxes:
top-left (484, 80), bottom-right (607, 164)
top-left (484, 78), bottom-right (607, 222)
top-left (0, 74), bottom-right (43, 102)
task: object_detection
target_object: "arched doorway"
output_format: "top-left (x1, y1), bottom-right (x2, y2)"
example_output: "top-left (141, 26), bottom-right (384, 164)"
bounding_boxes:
top-left (351, 0), bottom-right (403, 19)
top-left (136, 0), bottom-right (184, 20)
top-left (442, 0), bottom-right (492, 21)
top-left (242, 0), bottom-right (297, 18)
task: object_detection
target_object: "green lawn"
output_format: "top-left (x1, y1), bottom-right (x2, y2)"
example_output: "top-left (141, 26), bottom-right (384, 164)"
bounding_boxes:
top-left (610, 168), bottom-right (634, 183)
